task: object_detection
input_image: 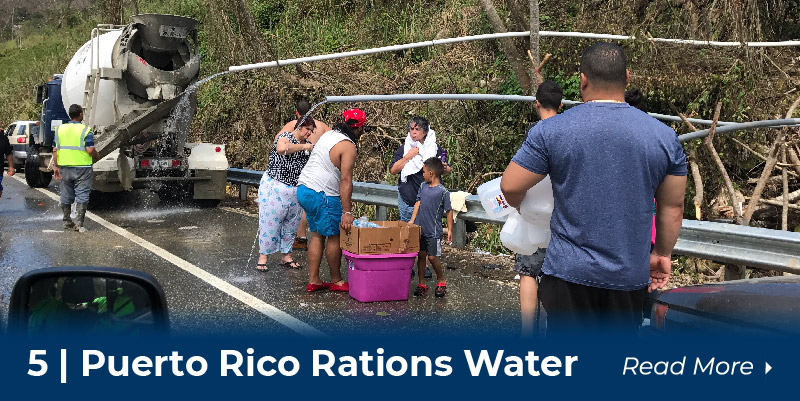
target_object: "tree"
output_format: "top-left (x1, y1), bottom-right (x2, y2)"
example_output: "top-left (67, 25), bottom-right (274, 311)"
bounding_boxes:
top-left (529, 0), bottom-right (540, 95)
top-left (478, 0), bottom-right (532, 94)
top-left (105, 0), bottom-right (123, 25)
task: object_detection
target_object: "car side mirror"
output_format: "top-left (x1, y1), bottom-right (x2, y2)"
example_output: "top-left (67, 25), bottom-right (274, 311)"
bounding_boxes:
top-left (8, 267), bottom-right (169, 335)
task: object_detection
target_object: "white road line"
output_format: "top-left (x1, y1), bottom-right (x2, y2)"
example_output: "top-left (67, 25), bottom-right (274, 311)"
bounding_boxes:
top-left (14, 176), bottom-right (326, 338)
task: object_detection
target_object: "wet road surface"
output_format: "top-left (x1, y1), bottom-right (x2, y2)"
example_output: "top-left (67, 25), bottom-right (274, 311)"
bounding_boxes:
top-left (0, 174), bottom-right (521, 337)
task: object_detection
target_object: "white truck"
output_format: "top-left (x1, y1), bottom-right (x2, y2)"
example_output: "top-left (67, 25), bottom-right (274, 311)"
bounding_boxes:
top-left (27, 14), bottom-right (228, 207)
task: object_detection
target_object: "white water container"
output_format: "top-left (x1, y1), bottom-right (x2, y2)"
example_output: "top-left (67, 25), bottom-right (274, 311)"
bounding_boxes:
top-left (499, 212), bottom-right (537, 255)
top-left (520, 175), bottom-right (554, 219)
top-left (477, 177), bottom-right (515, 218)
top-left (528, 225), bottom-right (551, 249)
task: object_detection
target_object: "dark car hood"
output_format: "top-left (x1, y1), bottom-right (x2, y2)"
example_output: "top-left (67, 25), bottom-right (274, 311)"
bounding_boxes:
top-left (656, 276), bottom-right (800, 334)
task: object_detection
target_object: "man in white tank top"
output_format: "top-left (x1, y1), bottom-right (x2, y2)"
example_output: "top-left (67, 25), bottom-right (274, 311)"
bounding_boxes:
top-left (296, 109), bottom-right (365, 292)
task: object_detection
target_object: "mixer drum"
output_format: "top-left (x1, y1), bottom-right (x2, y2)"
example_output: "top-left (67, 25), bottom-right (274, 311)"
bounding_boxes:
top-left (116, 14), bottom-right (200, 102)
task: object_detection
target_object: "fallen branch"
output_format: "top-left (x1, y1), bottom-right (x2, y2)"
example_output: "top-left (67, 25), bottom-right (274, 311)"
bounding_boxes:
top-left (744, 93), bottom-right (800, 223)
top-left (765, 54), bottom-right (798, 87)
top-left (769, 189), bottom-right (800, 203)
top-left (789, 145), bottom-right (800, 177)
top-left (782, 142), bottom-right (790, 230)
top-left (747, 176), bottom-right (788, 184)
top-left (528, 51), bottom-right (552, 85)
top-left (744, 196), bottom-right (800, 210)
top-left (678, 113), bottom-right (704, 220)
top-left (677, 112), bottom-right (699, 132)
top-left (689, 149), bottom-right (703, 220)
top-left (467, 172), bottom-right (504, 193)
top-left (704, 102), bottom-right (741, 222)
top-left (731, 137), bottom-right (799, 178)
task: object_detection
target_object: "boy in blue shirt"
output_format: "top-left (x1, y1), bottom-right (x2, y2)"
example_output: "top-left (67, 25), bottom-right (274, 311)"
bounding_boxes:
top-left (409, 157), bottom-right (453, 297)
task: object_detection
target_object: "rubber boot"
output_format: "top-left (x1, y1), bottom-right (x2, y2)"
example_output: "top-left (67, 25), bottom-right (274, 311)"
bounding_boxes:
top-left (61, 204), bottom-right (75, 230)
top-left (74, 202), bottom-right (88, 232)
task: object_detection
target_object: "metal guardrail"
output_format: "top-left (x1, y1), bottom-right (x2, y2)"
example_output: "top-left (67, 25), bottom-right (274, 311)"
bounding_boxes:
top-left (228, 168), bottom-right (800, 274)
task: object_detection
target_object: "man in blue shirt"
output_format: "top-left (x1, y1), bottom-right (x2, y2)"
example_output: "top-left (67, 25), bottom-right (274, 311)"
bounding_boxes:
top-left (500, 42), bottom-right (687, 334)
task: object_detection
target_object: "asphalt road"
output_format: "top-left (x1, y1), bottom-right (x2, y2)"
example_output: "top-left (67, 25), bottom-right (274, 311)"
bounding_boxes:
top-left (0, 173), bottom-right (521, 337)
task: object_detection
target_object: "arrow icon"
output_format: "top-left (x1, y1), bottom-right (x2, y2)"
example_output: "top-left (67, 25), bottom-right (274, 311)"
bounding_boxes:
top-left (766, 362), bottom-right (772, 374)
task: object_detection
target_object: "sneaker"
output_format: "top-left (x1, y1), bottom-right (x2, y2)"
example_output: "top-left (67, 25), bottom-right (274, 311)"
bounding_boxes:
top-left (306, 282), bottom-right (330, 292)
top-left (329, 282), bottom-right (349, 292)
top-left (413, 284), bottom-right (428, 296)
top-left (435, 283), bottom-right (447, 297)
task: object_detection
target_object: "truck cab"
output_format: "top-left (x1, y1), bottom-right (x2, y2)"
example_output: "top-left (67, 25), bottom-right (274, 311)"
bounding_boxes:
top-left (25, 75), bottom-right (70, 188)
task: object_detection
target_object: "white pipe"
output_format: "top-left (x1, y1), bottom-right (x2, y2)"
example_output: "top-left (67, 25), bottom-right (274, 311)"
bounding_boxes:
top-left (229, 30), bottom-right (800, 72)
top-left (229, 32), bottom-right (531, 72)
top-left (323, 94), bottom-right (740, 126)
top-left (539, 31), bottom-right (629, 41)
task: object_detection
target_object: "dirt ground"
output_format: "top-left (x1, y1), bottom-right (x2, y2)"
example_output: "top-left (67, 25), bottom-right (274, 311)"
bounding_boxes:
top-left (222, 193), bottom-right (777, 291)
top-left (221, 194), bottom-right (518, 284)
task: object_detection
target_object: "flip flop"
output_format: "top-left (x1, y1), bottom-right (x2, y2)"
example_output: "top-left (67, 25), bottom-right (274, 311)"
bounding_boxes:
top-left (280, 261), bottom-right (302, 269)
top-left (256, 263), bottom-right (268, 272)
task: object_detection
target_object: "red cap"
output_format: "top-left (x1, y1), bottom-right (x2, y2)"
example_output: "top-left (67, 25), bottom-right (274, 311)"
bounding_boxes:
top-left (343, 108), bottom-right (366, 128)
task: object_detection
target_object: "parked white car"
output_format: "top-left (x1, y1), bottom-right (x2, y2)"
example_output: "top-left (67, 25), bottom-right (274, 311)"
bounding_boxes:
top-left (5, 120), bottom-right (38, 169)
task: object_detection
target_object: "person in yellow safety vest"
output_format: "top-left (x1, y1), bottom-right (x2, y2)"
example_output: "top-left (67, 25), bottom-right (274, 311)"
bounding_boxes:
top-left (53, 104), bottom-right (99, 231)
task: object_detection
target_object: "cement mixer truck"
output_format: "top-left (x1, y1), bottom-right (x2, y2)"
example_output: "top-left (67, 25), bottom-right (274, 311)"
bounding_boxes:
top-left (27, 14), bottom-right (227, 207)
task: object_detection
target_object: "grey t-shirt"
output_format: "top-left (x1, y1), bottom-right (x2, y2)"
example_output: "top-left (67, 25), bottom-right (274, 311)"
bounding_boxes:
top-left (415, 183), bottom-right (452, 238)
top-left (511, 102), bottom-right (687, 291)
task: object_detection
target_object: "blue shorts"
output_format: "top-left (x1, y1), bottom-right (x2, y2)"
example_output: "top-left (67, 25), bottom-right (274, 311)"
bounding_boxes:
top-left (297, 185), bottom-right (342, 237)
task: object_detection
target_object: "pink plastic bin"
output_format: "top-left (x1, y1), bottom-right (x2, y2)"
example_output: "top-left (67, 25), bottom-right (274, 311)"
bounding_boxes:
top-left (343, 250), bottom-right (416, 302)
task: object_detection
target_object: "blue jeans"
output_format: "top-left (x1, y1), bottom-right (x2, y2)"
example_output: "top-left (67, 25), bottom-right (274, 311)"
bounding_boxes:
top-left (59, 166), bottom-right (93, 204)
top-left (398, 192), bottom-right (414, 222)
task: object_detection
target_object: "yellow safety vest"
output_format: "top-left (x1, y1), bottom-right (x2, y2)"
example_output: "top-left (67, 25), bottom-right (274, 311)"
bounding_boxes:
top-left (55, 122), bottom-right (93, 166)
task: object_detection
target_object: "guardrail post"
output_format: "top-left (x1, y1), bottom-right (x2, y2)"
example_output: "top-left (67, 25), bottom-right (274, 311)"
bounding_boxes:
top-left (239, 184), bottom-right (249, 200)
top-left (376, 205), bottom-right (388, 221)
top-left (723, 264), bottom-right (746, 281)
top-left (453, 218), bottom-right (467, 248)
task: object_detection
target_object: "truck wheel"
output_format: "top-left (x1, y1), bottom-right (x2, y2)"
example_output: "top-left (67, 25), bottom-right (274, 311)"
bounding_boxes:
top-left (24, 155), bottom-right (52, 188)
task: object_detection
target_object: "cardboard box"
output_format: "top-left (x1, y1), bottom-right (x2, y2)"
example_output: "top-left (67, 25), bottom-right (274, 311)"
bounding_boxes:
top-left (340, 221), bottom-right (421, 255)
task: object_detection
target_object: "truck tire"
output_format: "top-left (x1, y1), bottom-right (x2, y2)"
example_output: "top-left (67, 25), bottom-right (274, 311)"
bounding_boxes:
top-left (24, 155), bottom-right (52, 188)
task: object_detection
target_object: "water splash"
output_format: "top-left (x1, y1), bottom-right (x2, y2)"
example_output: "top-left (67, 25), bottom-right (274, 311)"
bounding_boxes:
top-left (295, 100), bottom-right (328, 131)
top-left (163, 71), bottom-right (232, 156)
top-left (245, 232), bottom-right (258, 269)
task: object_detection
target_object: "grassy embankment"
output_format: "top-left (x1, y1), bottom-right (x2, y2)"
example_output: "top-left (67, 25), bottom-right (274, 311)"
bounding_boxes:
top-left (2, 1), bottom-right (798, 274)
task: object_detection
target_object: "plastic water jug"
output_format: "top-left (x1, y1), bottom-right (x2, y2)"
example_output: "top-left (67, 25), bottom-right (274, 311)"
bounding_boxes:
top-left (499, 212), bottom-right (537, 255)
top-left (477, 177), bottom-right (514, 218)
top-left (528, 224), bottom-right (551, 249)
top-left (520, 175), bottom-right (554, 219)
top-left (497, 175), bottom-right (554, 254)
